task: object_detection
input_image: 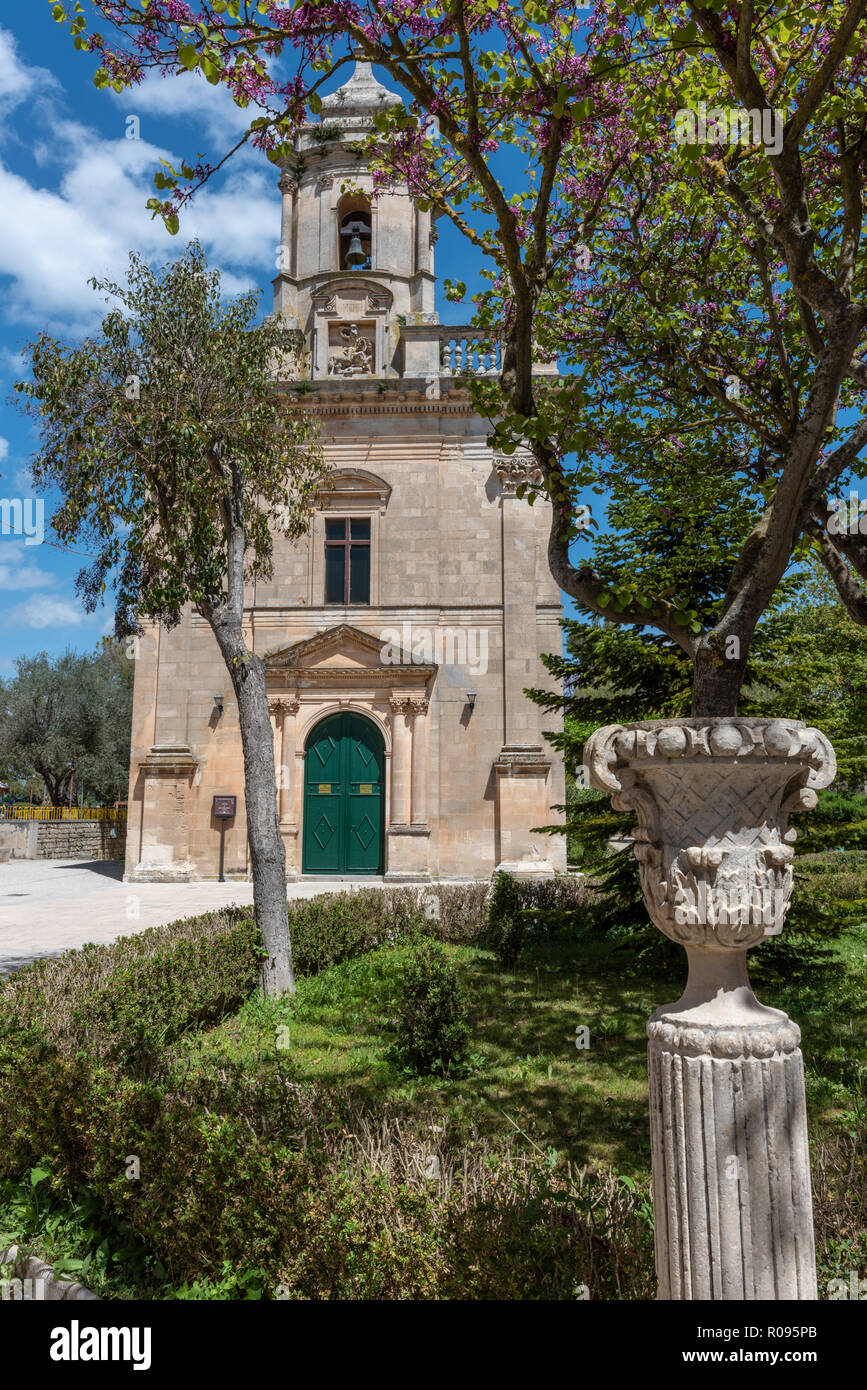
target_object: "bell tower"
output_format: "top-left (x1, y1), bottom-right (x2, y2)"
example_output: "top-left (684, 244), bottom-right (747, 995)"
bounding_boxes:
top-left (271, 61), bottom-right (439, 382)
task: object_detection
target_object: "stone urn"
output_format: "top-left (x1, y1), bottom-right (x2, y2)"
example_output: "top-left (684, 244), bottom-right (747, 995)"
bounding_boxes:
top-left (583, 717), bottom-right (836, 1301)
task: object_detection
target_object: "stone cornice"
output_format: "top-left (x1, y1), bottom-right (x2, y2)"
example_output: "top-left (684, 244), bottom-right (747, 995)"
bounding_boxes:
top-left (493, 744), bottom-right (551, 775)
top-left (141, 744), bottom-right (198, 774)
top-left (277, 666), bottom-right (435, 686)
top-left (276, 389), bottom-right (479, 418)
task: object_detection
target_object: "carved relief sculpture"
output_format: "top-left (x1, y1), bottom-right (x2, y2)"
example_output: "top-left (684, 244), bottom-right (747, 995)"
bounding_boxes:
top-left (328, 322), bottom-right (375, 377)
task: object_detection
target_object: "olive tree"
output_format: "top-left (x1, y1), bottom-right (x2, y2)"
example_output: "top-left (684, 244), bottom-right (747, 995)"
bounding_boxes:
top-left (15, 243), bottom-right (325, 993)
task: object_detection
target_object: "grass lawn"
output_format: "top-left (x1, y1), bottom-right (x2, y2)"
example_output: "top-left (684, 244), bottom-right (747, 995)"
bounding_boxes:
top-left (174, 922), bottom-right (867, 1178)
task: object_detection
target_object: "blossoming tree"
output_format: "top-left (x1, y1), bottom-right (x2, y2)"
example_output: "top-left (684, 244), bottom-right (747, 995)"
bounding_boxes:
top-left (53, 1), bottom-right (867, 718)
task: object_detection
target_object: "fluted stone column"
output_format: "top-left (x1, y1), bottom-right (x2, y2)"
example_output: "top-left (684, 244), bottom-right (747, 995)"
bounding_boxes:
top-left (390, 697), bottom-right (412, 827)
top-left (409, 698), bottom-right (428, 826)
top-left (584, 717), bottom-right (836, 1301)
top-left (277, 698), bottom-right (298, 822)
top-left (279, 169), bottom-right (296, 259)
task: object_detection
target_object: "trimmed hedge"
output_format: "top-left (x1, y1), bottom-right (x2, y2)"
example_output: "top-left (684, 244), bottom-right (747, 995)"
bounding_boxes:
top-left (1, 908), bottom-right (262, 1072)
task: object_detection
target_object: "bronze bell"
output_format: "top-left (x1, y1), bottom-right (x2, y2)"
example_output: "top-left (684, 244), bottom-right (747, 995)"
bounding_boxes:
top-left (346, 233), bottom-right (366, 266)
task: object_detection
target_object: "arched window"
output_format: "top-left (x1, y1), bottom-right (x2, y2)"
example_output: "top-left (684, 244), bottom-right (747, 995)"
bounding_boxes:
top-left (337, 194), bottom-right (372, 270)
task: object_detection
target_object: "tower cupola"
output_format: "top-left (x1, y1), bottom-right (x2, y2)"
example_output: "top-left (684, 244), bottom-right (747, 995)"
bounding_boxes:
top-left (272, 61), bottom-right (439, 381)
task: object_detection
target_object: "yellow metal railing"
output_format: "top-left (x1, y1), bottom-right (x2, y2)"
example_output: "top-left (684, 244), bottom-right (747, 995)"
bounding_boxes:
top-left (0, 806), bottom-right (127, 821)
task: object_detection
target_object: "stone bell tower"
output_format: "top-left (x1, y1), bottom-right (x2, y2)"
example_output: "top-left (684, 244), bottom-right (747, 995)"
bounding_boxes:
top-left (124, 60), bottom-right (565, 884)
top-left (272, 61), bottom-right (440, 383)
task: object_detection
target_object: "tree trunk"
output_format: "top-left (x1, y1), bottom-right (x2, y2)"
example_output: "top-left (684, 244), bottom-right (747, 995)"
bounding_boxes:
top-left (205, 609), bottom-right (294, 996)
top-left (691, 642), bottom-right (746, 717)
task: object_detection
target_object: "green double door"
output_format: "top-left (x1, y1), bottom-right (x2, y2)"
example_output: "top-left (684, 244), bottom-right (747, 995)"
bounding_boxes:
top-left (302, 712), bottom-right (385, 875)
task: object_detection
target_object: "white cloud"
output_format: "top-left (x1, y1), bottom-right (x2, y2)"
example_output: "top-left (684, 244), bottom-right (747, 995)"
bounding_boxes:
top-left (109, 69), bottom-right (269, 146)
top-left (0, 540), bottom-right (56, 592)
top-left (0, 437), bottom-right (8, 461)
top-left (8, 594), bottom-right (86, 629)
top-left (0, 34), bottom-right (281, 331)
top-left (0, 349), bottom-right (26, 382)
top-left (0, 558), bottom-right (55, 592)
top-left (0, 124), bottom-right (279, 329)
top-left (0, 28), bottom-right (58, 121)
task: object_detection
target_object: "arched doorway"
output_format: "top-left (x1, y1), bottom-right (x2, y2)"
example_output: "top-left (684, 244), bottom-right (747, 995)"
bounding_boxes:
top-left (302, 711), bottom-right (385, 874)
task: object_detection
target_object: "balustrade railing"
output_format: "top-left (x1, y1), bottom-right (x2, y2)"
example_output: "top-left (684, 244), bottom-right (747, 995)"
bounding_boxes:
top-left (438, 329), bottom-right (503, 376)
top-left (436, 327), bottom-right (558, 377)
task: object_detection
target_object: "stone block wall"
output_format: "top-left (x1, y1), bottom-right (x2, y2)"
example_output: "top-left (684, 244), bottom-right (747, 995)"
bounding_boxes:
top-left (35, 820), bottom-right (127, 861)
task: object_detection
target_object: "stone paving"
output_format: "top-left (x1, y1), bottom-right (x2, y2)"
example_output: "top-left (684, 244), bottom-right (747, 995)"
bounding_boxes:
top-left (0, 859), bottom-right (404, 978)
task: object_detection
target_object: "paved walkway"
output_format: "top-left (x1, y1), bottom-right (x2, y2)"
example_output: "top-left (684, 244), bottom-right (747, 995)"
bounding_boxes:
top-left (0, 859), bottom-right (400, 978)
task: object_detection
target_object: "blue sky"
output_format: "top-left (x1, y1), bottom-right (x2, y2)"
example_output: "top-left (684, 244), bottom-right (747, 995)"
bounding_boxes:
top-left (0, 11), bottom-right (522, 678)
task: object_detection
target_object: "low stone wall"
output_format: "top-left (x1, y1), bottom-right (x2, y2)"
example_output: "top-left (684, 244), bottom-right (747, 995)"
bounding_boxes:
top-left (35, 819), bottom-right (127, 861)
top-left (0, 821), bottom-right (39, 859)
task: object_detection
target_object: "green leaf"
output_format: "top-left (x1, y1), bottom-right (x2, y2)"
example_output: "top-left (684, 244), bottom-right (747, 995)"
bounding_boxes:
top-left (308, 91), bottom-right (322, 115)
top-left (30, 1166), bottom-right (50, 1187)
top-left (178, 44), bottom-right (199, 70)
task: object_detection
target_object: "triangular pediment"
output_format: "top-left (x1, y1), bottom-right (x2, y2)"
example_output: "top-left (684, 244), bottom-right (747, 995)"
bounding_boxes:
top-left (265, 624), bottom-right (433, 676)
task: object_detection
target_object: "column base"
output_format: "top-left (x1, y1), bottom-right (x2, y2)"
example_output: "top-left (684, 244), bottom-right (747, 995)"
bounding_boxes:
top-left (125, 861), bottom-right (196, 883)
top-left (386, 823), bottom-right (430, 879)
top-left (494, 858), bottom-right (556, 880)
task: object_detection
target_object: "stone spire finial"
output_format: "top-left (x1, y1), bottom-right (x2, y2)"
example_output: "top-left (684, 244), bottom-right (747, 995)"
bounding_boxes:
top-left (320, 59), bottom-right (401, 118)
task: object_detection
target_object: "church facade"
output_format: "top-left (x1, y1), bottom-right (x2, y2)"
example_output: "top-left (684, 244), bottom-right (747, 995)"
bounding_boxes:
top-left (124, 63), bottom-right (565, 884)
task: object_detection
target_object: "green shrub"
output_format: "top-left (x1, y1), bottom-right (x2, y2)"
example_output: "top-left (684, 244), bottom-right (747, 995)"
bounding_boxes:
top-left (288, 890), bottom-right (419, 974)
top-left (0, 908), bottom-right (262, 1074)
top-left (485, 871), bottom-right (526, 966)
top-left (286, 884), bottom-right (491, 976)
top-left (791, 789), bottom-right (867, 853)
top-left (484, 871), bottom-right (589, 966)
top-left (390, 939), bottom-right (469, 1076)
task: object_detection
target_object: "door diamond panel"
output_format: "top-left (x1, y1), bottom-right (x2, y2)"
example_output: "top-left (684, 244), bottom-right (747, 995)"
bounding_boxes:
top-left (303, 712), bottom-right (384, 874)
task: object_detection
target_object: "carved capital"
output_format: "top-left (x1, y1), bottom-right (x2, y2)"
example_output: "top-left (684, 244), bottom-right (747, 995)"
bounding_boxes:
top-left (495, 455), bottom-right (543, 496)
top-left (268, 696), bottom-right (300, 717)
top-left (278, 171), bottom-right (298, 195)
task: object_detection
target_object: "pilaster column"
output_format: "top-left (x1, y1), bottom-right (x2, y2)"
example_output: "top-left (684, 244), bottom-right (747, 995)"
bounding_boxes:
top-left (278, 697), bottom-right (299, 821)
top-left (269, 705), bottom-right (280, 785)
top-left (389, 697), bottom-right (412, 826)
top-left (415, 205), bottom-right (431, 274)
top-left (495, 455), bottom-right (543, 748)
top-left (409, 698), bottom-right (428, 826)
top-left (278, 170), bottom-right (297, 273)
